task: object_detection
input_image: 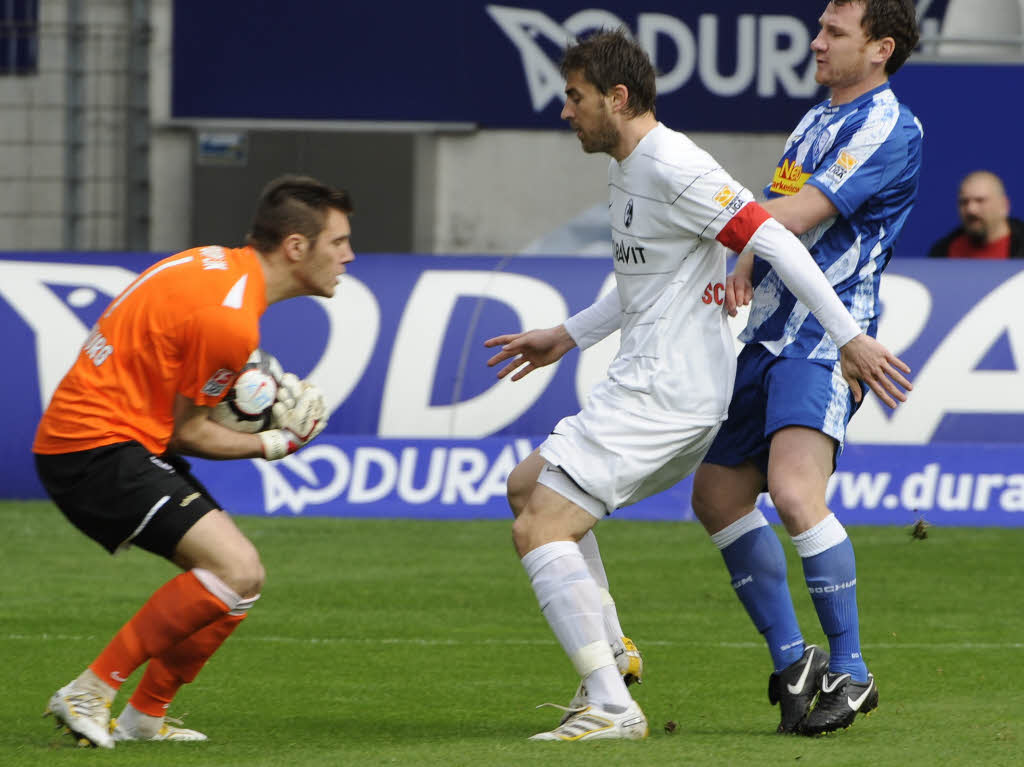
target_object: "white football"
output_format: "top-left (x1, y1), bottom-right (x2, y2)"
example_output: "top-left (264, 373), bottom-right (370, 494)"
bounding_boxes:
top-left (210, 348), bottom-right (284, 433)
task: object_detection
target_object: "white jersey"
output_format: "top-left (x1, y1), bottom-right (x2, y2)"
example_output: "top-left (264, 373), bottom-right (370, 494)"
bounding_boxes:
top-left (548, 122), bottom-right (861, 514)
top-left (569, 123), bottom-right (771, 423)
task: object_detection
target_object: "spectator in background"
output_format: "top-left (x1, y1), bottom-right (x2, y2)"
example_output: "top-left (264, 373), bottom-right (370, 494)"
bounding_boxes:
top-left (928, 170), bottom-right (1024, 259)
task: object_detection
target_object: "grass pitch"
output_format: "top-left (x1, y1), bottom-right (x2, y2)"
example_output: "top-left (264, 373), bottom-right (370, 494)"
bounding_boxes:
top-left (1, 500), bottom-right (1022, 766)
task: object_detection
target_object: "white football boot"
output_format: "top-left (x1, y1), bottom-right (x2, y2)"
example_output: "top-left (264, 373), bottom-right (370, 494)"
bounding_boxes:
top-left (530, 700), bottom-right (649, 742)
top-left (44, 681), bottom-right (114, 749)
top-left (111, 705), bottom-right (208, 742)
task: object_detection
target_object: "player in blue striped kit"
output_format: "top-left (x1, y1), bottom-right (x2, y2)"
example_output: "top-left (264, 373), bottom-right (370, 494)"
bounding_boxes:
top-left (691, 0), bottom-right (921, 736)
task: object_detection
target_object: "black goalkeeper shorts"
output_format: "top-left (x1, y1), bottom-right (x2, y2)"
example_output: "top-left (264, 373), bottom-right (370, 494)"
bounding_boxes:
top-left (35, 441), bottom-right (221, 558)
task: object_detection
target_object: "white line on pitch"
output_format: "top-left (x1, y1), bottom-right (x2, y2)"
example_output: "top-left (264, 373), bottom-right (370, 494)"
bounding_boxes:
top-left (3, 633), bottom-right (1022, 650)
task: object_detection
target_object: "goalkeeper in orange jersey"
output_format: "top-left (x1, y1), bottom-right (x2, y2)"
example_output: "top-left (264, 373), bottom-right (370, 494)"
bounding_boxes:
top-left (34, 175), bottom-right (352, 747)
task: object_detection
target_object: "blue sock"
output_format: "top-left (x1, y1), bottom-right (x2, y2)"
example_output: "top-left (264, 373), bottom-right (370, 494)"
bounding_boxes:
top-left (801, 537), bottom-right (868, 681)
top-left (719, 525), bottom-right (804, 672)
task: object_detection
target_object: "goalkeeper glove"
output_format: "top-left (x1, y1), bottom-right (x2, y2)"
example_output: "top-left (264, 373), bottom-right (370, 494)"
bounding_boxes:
top-left (258, 374), bottom-right (328, 460)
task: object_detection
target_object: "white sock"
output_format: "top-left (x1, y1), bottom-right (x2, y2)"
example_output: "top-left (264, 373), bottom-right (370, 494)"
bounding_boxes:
top-left (521, 541), bottom-right (630, 709)
top-left (75, 668), bottom-right (115, 702)
top-left (710, 509), bottom-right (770, 550)
top-left (578, 531), bottom-right (626, 642)
top-left (582, 665), bottom-right (631, 710)
top-left (791, 513), bottom-right (848, 558)
top-left (116, 702), bottom-right (162, 738)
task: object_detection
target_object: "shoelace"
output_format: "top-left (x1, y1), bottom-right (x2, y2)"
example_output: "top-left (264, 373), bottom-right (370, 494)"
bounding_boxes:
top-left (112, 712), bottom-right (195, 738)
top-left (535, 702), bottom-right (588, 715)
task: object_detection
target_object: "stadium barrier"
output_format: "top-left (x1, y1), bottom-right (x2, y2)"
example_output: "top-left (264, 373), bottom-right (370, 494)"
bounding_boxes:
top-left (3, 253), bottom-right (1022, 525)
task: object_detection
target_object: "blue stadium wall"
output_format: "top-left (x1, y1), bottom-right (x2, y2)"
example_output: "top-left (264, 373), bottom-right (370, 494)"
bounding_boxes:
top-left (167, 0), bottom-right (1023, 262)
top-left (3, 253), bottom-right (1023, 527)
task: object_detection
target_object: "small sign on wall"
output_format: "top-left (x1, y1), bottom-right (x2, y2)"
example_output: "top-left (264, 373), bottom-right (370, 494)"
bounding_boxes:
top-left (196, 131), bottom-right (248, 166)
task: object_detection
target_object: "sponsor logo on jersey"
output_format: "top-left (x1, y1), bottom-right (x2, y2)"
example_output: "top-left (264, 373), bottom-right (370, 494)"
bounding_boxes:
top-left (713, 185), bottom-right (737, 207)
top-left (836, 150), bottom-right (858, 170)
top-left (624, 198), bottom-right (634, 228)
top-left (825, 151), bottom-right (859, 183)
top-left (613, 239), bottom-right (646, 264)
top-left (202, 368), bottom-right (236, 396)
top-left (713, 185), bottom-right (745, 216)
top-left (702, 282), bottom-right (726, 305)
top-left (769, 158), bottom-right (812, 196)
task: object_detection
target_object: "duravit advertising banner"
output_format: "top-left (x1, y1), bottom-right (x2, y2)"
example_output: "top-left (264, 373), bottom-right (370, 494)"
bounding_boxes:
top-left (171, 1), bottom-right (951, 131)
top-left (3, 253), bottom-right (1022, 526)
top-left (168, 0), bottom-right (1022, 263)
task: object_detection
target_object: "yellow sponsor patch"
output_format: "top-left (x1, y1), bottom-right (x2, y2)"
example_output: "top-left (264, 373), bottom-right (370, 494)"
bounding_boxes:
top-left (769, 158), bottom-right (812, 196)
top-left (713, 185), bottom-right (737, 207)
top-left (836, 150), bottom-right (858, 170)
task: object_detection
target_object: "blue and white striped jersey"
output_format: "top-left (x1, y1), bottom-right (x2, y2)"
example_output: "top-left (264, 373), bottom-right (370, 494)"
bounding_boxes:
top-left (741, 82), bottom-right (923, 359)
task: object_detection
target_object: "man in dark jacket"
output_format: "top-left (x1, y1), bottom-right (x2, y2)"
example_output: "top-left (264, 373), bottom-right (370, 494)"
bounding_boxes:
top-left (928, 170), bottom-right (1024, 259)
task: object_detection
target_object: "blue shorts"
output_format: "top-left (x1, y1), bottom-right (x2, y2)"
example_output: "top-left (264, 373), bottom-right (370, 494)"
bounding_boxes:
top-left (703, 344), bottom-right (858, 476)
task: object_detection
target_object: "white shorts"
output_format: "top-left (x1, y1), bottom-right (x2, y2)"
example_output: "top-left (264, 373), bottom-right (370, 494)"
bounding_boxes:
top-left (537, 384), bottom-right (721, 519)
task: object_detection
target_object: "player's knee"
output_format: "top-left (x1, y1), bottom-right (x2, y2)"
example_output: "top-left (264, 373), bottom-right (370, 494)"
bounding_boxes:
top-left (766, 479), bottom-right (816, 524)
top-left (691, 467), bottom-right (725, 525)
top-left (217, 546), bottom-right (265, 598)
top-left (511, 512), bottom-right (531, 555)
top-left (506, 462), bottom-right (535, 518)
top-left (512, 508), bottom-right (554, 557)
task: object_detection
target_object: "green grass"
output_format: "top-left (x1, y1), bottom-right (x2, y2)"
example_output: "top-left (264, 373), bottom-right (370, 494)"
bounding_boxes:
top-left (1, 500), bottom-right (1022, 766)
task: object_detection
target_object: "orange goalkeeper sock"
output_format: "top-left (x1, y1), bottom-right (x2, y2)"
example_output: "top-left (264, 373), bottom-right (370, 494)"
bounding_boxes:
top-left (128, 595), bottom-right (256, 716)
top-left (89, 570), bottom-right (237, 691)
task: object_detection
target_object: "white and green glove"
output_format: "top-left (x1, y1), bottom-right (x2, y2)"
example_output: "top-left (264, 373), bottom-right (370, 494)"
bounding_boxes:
top-left (258, 373), bottom-right (328, 460)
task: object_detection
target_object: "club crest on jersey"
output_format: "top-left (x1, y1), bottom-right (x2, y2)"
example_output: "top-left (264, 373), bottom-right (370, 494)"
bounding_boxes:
top-left (770, 158), bottom-right (812, 196)
top-left (202, 368), bottom-right (236, 396)
top-left (624, 198), bottom-right (634, 228)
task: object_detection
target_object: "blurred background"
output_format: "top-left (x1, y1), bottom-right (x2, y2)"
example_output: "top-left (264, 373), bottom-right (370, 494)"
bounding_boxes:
top-left (2, 0), bottom-right (1022, 257)
top-left (4, 1), bottom-right (1024, 523)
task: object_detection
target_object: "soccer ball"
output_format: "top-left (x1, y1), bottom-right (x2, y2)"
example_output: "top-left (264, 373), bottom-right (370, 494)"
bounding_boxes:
top-left (210, 349), bottom-right (284, 433)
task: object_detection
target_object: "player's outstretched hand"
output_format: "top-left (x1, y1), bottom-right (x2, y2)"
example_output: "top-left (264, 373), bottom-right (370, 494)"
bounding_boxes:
top-left (259, 376), bottom-right (328, 460)
top-left (484, 325), bottom-right (576, 382)
top-left (839, 334), bottom-right (913, 409)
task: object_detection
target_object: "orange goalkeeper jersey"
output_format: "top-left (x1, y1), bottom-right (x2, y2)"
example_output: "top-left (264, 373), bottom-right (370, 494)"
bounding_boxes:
top-left (33, 245), bottom-right (268, 456)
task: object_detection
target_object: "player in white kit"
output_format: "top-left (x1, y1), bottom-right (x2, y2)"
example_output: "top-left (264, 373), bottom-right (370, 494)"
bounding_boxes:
top-left (484, 29), bottom-right (911, 742)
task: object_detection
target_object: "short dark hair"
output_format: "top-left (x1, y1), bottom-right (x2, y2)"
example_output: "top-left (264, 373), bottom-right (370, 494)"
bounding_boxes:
top-left (560, 28), bottom-right (656, 118)
top-left (246, 175), bottom-right (353, 253)
top-left (835, 0), bottom-right (920, 74)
